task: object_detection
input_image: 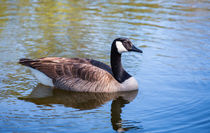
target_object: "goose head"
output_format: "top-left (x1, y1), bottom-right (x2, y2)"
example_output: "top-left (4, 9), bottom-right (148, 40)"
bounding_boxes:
top-left (112, 38), bottom-right (143, 54)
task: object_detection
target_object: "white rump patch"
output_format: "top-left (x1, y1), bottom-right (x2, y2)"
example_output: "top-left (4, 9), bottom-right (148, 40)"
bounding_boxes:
top-left (29, 68), bottom-right (54, 87)
top-left (116, 41), bottom-right (127, 54)
top-left (121, 77), bottom-right (138, 91)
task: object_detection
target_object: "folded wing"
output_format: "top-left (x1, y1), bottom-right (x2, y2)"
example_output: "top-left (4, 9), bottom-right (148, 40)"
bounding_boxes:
top-left (19, 57), bottom-right (120, 92)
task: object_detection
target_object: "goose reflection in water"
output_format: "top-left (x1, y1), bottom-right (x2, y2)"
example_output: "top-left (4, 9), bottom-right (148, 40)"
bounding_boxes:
top-left (19, 84), bottom-right (141, 132)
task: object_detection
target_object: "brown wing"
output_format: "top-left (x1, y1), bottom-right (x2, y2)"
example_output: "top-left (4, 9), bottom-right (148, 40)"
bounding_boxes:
top-left (53, 63), bottom-right (121, 92)
top-left (19, 57), bottom-right (91, 77)
top-left (19, 57), bottom-right (113, 75)
top-left (19, 57), bottom-right (120, 92)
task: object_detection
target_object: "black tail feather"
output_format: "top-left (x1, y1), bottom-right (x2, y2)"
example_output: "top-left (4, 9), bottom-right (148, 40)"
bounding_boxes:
top-left (19, 58), bottom-right (36, 67)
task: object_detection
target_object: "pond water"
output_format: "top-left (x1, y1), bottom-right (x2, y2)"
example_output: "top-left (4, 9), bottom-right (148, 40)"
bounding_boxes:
top-left (0, 0), bottom-right (210, 132)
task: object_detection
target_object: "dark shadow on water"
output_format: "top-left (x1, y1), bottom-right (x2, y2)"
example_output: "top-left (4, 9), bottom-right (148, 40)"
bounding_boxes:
top-left (111, 97), bottom-right (143, 132)
top-left (18, 84), bottom-right (142, 132)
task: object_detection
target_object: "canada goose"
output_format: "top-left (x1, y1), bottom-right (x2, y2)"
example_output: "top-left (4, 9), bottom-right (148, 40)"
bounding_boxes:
top-left (19, 38), bottom-right (143, 92)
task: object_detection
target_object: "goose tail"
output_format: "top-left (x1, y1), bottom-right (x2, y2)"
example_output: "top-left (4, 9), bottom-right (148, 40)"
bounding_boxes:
top-left (19, 58), bottom-right (37, 67)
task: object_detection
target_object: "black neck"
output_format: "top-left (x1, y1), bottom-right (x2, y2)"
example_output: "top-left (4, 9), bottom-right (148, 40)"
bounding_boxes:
top-left (110, 42), bottom-right (131, 83)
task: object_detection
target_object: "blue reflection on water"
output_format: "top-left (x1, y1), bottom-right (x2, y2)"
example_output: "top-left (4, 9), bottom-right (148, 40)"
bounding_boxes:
top-left (0, 0), bottom-right (210, 132)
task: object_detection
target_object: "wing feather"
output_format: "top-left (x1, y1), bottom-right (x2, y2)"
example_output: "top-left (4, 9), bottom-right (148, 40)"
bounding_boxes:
top-left (53, 64), bottom-right (120, 92)
top-left (19, 57), bottom-right (121, 92)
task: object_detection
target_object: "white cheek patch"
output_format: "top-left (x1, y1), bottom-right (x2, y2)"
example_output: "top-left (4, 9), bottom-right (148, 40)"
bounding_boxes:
top-left (116, 41), bottom-right (128, 54)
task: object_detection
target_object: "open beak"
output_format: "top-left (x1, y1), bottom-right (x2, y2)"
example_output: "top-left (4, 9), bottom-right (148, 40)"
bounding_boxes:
top-left (130, 45), bottom-right (143, 53)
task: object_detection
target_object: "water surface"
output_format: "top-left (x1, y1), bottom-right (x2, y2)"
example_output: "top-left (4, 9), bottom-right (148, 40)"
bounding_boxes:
top-left (0, 0), bottom-right (210, 132)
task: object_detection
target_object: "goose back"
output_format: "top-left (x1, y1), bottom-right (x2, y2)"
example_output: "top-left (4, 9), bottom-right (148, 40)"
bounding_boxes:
top-left (19, 57), bottom-right (121, 92)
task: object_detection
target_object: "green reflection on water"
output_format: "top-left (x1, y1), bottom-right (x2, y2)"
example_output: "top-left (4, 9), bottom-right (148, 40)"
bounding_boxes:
top-left (0, 0), bottom-right (209, 132)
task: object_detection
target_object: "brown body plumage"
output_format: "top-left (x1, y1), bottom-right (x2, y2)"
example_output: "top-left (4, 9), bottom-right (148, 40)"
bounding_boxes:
top-left (19, 57), bottom-right (121, 92)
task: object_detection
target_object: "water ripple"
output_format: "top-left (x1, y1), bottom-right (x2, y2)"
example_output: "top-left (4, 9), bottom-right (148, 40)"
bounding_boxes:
top-left (0, 0), bottom-right (210, 132)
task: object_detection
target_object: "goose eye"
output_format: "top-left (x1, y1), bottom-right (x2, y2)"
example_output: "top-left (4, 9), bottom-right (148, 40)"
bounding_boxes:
top-left (126, 41), bottom-right (132, 48)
